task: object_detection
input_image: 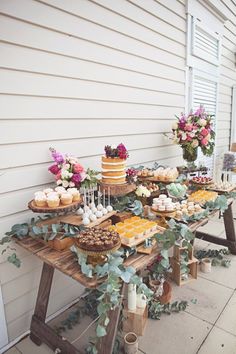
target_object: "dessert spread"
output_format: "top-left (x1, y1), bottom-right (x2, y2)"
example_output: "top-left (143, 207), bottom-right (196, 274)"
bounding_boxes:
top-left (101, 144), bottom-right (128, 185)
top-left (76, 228), bottom-right (120, 251)
top-left (110, 216), bottom-right (158, 244)
top-left (188, 190), bottom-right (218, 204)
top-left (152, 194), bottom-right (175, 212)
top-left (191, 176), bottom-right (213, 185)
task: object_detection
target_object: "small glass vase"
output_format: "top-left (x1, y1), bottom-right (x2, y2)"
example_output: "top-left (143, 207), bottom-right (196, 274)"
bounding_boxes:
top-left (182, 146), bottom-right (198, 168)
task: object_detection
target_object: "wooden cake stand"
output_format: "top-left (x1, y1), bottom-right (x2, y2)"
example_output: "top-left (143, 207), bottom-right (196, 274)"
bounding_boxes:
top-left (28, 199), bottom-right (82, 213)
top-left (99, 182), bottom-right (136, 197)
top-left (74, 240), bottom-right (121, 265)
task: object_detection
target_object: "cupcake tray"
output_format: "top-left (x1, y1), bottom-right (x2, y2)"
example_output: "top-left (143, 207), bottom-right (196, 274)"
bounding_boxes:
top-left (59, 210), bottom-right (117, 228)
top-left (121, 226), bottom-right (165, 248)
top-left (28, 199), bottom-right (82, 213)
top-left (151, 207), bottom-right (204, 223)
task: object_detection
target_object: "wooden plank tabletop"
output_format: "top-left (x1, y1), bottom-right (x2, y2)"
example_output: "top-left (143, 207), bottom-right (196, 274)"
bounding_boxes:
top-left (15, 236), bottom-right (159, 288)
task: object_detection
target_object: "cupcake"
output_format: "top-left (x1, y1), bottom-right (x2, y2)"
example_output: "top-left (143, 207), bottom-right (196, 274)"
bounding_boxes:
top-left (60, 193), bottom-right (73, 205)
top-left (47, 195), bottom-right (60, 208)
top-left (43, 188), bottom-right (54, 195)
top-left (158, 205), bottom-right (165, 211)
top-left (55, 186), bottom-right (66, 196)
top-left (159, 194), bottom-right (167, 200)
top-left (34, 194), bottom-right (47, 207)
top-left (67, 188), bottom-right (80, 201)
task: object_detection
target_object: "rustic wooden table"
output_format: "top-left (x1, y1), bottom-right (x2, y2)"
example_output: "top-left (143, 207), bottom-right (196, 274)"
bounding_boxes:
top-left (15, 236), bottom-right (160, 354)
top-left (15, 200), bottom-right (236, 354)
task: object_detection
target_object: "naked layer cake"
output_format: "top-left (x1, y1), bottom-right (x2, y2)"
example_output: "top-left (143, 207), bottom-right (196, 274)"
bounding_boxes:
top-left (76, 227), bottom-right (121, 252)
top-left (101, 144), bottom-right (129, 184)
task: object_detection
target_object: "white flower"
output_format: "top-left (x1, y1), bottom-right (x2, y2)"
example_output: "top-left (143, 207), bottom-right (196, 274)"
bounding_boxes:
top-left (172, 121), bottom-right (178, 130)
top-left (57, 179), bottom-right (62, 185)
top-left (69, 182), bottom-right (75, 187)
top-left (181, 133), bottom-right (187, 141)
top-left (68, 157), bottom-right (79, 164)
top-left (64, 163), bottom-right (70, 169)
top-left (111, 144), bottom-right (117, 149)
top-left (135, 185), bottom-right (151, 198)
top-left (199, 119), bottom-right (207, 127)
top-left (192, 139), bottom-right (199, 148)
top-left (61, 169), bottom-right (71, 179)
top-left (62, 180), bottom-right (69, 188)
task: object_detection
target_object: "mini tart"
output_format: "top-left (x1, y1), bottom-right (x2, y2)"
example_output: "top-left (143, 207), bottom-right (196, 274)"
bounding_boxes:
top-left (47, 196), bottom-right (60, 208)
top-left (123, 232), bottom-right (135, 244)
top-left (60, 193), bottom-right (73, 205)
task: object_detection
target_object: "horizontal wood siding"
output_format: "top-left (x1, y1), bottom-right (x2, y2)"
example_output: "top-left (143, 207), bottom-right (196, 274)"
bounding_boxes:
top-left (0, 0), bottom-right (186, 343)
top-left (217, 0), bottom-right (236, 157)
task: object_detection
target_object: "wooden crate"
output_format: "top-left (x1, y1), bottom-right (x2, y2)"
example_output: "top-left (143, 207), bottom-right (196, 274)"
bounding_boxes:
top-left (123, 305), bottom-right (148, 336)
top-left (170, 256), bottom-right (198, 286)
top-left (173, 245), bottom-right (193, 262)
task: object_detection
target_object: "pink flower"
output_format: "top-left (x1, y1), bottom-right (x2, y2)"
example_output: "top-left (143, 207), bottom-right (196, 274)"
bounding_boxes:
top-left (201, 128), bottom-right (209, 137)
top-left (201, 138), bottom-right (208, 146)
top-left (185, 123), bottom-right (193, 132)
top-left (48, 164), bottom-right (60, 175)
top-left (55, 172), bottom-right (61, 180)
top-left (186, 135), bottom-right (193, 142)
top-left (73, 163), bottom-right (84, 173)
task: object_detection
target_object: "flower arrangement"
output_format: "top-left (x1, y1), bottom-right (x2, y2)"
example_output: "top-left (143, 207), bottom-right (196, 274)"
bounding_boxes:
top-left (126, 168), bottom-right (138, 184)
top-left (104, 143), bottom-right (129, 159)
top-left (48, 148), bottom-right (98, 189)
top-left (171, 106), bottom-right (215, 161)
top-left (135, 185), bottom-right (151, 198)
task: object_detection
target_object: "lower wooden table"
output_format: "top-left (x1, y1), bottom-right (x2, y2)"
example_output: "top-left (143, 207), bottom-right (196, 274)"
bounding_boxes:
top-left (15, 236), bottom-right (160, 354)
top-left (192, 200), bottom-right (236, 255)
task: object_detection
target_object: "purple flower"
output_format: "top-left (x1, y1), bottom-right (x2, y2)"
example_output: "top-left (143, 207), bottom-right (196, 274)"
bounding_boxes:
top-left (48, 164), bottom-right (60, 175)
top-left (52, 151), bottom-right (64, 164)
top-left (71, 173), bottom-right (82, 185)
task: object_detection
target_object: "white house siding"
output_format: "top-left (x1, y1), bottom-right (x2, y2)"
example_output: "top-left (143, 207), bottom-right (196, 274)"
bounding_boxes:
top-left (0, 0), bottom-right (187, 344)
top-left (217, 0), bottom-right (236, 156)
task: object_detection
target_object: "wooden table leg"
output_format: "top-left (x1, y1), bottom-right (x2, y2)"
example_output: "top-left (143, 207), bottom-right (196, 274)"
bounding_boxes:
top-left (30, 262), bottom-right (54, 345)
top-left (223, 203), bottom-right (236, 255)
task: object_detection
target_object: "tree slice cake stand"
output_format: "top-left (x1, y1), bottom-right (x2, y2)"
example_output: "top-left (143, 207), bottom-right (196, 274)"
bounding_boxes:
top-left (74, 240), bottom-right (121, 266)
top-left (151, 208), bottom-right (176, 226)
top-left (28, 199), bottom-right (82, 213)
top-left (99, 182), bottom-right (136, 197)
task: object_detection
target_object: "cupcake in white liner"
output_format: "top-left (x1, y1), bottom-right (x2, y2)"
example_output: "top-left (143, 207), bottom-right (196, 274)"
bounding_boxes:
top-left (47, 195), bottom-right (60, 208)
top-left (60, 193), bottom-right (73, 206)
top-left (35, 194), bottom-right (47, 207)
top-left (43, 188), bottom-right (54, 195)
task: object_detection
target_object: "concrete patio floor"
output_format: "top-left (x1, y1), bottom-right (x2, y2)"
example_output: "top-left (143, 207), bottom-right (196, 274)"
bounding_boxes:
top-left (4, 207), bottom-right (236, 354)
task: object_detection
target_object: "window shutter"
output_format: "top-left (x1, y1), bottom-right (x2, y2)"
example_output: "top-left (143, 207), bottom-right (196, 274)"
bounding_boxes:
top-left (192, 73), bottom-right (218, 173)
top-left (192, 19), bottom-right (221, 65)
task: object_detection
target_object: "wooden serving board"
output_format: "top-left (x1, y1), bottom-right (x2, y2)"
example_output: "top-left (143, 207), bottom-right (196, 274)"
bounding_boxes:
top-left (28, 199), bottom-right (82, 213)
top-left (136, 239), bottom-right (157, 254)
top-left (121, 226), bottom-right (165, 248)
top-left (99, 182), bottom-right (136, 196)
top-left (206, 185), bottom-right (236, 194)
top-left (59, 210), bottom-right (117, 228)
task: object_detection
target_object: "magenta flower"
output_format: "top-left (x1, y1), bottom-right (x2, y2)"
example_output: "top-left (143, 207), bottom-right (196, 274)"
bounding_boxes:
top-left (48, 164), bottom-right (60, 175)
top-left (71, 173), bottom-right (82, 185)
top-left (117, 143), bottom-right (129, 159)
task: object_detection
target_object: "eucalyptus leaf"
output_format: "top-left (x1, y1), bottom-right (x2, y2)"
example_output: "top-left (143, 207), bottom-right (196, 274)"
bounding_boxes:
top-left (96, 324), bottom-right (107, 337)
